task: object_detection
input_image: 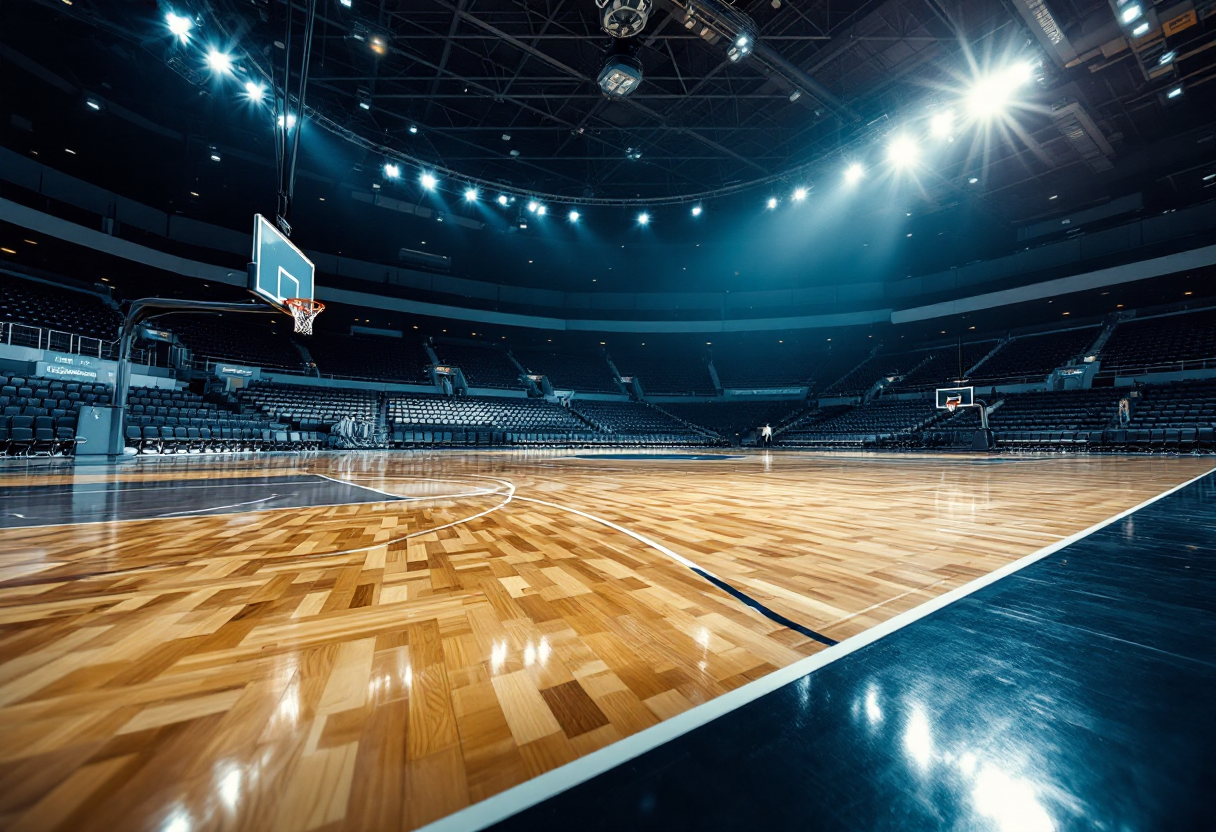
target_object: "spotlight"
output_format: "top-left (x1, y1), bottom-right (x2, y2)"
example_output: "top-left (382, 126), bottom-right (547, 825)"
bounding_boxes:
top-left (166, 12), bottom-right (192, 41)
top-left (464, 187), bottom-right (478, 202)
top-left (420, 172), bottom-right (438, 190)
top-left (637, 212), bottom-right (650, 225)
top-left (691, 205), bottom-right (702, 217)
top-left (206, 49), bottom-right (233, 75)
top-left (1159, 51), bottom-right (1176, 64)
top-left (383, 163), bottom-right (401, 179)
top-left (277, 113), bottom-right (297, 129)
top-left (887, 135), bottom-right (919, 168)
top-left (209, 146), bottom-right (221, 162)
top-left (844, 162), bottom-right (865, 183)
top-left (792, 187), bottom-right (807, 201)
top-left (497, 194), bottom-right (509, 206)
top-left (968, 176), bottom-right (979, 184)
top-left (568, 210), bottom-right (580, 222)
top-left (85, 97), bottom-right (102, 111)
top-left (1131, 21), bottom-right (1149, 36)
top-left (537, 205), bottom-right (547, 216)
top-left (736, 34), bottom-right (749, 47)
top-left (244, 81), bottom-right (266, 103)
top-left (930, 109), bottom-right (954, 138)
top-left (965, 62), bottom-right (1034, 120)
top-left (370, 36), bottom-right (386, 54)
top-left (789, 89), bottom-right (802, 102)
top-left (340, 0), bottom-right (352, 6)
top-left (527, 201), bottom-right (539, 213)
top-left (1120, 3), bottom-right (1142, 24)
top-left (408, 125), bottom-right (419, 134)
top-left (356, 89), bottom-right (371, 110)
top-left (1166, 86), bottom-right (1183, 99)
top-left (598, 40), bottom-right (643, 98)
top-left (766, 197), bottom-right (778, 209)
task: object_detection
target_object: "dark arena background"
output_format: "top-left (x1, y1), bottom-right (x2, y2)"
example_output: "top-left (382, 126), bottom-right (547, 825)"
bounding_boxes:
top-left (1, 0), bottom-right (1215, 830)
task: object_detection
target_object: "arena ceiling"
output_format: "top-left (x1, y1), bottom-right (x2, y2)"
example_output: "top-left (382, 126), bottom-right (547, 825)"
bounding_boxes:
top-left (1, 0), bottom-right (1214, 291)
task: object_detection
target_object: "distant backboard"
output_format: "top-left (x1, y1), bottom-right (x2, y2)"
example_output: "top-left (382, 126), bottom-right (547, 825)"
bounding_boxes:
top-left (250, 214), bottom-right (314, 312)
top-left (936, 386), bottom-right (974, 409)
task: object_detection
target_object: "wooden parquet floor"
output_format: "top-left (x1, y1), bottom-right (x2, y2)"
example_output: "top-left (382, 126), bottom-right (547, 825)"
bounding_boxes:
top-left (0, 451), bottom-right (1209, 831)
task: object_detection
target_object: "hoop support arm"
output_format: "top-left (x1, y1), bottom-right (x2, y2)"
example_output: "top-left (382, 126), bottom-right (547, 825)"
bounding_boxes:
top-left (107, 299), bottom-right (283, 456)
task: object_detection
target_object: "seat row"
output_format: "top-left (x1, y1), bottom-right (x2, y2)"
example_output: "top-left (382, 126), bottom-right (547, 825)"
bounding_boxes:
top-left (1, 414), bottom-right (80, 456)
top-left (124, 425), bottom-right (328, 454)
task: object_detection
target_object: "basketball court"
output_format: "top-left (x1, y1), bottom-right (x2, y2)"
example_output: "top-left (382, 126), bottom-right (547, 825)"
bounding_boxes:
top-left (1, 450), bottom-right (1211, 830)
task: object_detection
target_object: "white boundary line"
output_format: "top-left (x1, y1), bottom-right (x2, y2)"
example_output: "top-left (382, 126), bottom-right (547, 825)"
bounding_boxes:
top-left (312, 472), bottom-right (406, 499)
top-left (418, 464), bottom-right (1216, 832)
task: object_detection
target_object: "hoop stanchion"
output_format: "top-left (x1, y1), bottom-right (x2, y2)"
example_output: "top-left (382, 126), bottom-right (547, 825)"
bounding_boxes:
top-left (284, 298), bottom-right (324, 335)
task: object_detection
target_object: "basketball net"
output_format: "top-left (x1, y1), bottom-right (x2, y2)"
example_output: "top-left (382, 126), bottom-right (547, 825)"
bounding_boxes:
top-left (284, 298), bottom-right (324, 336)
top-left (945, 396), bottom-right (961, 414)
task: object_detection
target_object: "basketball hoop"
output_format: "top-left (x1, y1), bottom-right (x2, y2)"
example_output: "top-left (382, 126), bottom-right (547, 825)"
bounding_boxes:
top-left (284, 298), bottom-right (324, 335)
top-left (945, 396), bottom-right (961, 414)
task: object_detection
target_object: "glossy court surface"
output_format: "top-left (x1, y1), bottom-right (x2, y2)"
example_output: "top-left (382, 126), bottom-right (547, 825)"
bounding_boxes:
top-left (0, 451), bottom-right (1210, 832)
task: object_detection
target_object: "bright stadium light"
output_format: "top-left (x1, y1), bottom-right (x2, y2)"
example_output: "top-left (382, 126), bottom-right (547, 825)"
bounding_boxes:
top-left (1131, 21), bottom-right (1149, 36)
top-left (691, 205), bottom-right (702, 217)
top-left (637, 212), bottom-right (650, 225)
top-left (1120, 3), bottom-right (1142, 24)
top-left (420, 172), bottom-right (438, 190)
top-left (166, 12), bottom-right (193, 41)
top-left (766, 197), bottom-right (778, 209)
top-left (527, 200), bottom-right (539, 213)
top-left (792, 187), bottom-right (808, 201)
top-left (930, 109), bottom-right (955, 138)
top-left (277, 113), bottom-right (297, 129)
top-left (497, 194), bottom-right (509, 206)
top-left (966, 61), bottom-right (1035, 120)
top-left (464, 187), bottom-right (478, 202)
top-left (244, 81), bottom-right (266, 103)
top-left (887, 135), bottom-right (919, 168)
top-left (383, 163), bottom-right (400, 179)
top-left (568, 210), bottom-right (580, 222)
top-left (536, 205), bottom-right (547, 216)
top-left (206, 49), bottom-right (233, 75)
top-left (844, 162), bottom-right (865, 183)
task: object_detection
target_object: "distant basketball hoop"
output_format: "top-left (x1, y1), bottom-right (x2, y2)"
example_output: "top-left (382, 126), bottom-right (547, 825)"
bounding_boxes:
top-left (945, 396), bottom-right (961, 414)
top-left (284, 297), bottom-right (324, 335)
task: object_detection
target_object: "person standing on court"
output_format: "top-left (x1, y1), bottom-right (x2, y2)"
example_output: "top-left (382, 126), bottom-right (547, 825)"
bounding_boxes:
top-left (760, 424), bottom-right (773, 446)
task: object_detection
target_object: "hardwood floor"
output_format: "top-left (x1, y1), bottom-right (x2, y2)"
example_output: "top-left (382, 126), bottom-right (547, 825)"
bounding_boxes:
top-left (0, 451), bottom-right (1209, 831)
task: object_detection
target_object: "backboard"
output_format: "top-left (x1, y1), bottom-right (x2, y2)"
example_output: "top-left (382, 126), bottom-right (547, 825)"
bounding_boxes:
top-left (936, 386), bottom-right (974, 409)
top-left (250, 214), bottom-right (314, 312)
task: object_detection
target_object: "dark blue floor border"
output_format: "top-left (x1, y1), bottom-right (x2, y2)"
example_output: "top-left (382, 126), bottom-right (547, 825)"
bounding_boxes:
top-left (423, 466), bottom-right (1216, 832)
top-left (0, 474), bottom-right (399, 528)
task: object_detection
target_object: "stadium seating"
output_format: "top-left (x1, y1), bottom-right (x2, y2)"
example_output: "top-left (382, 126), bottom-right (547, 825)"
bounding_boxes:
top-left (612, 353), bottom-right (716, 396)
top-left (0, 274), bottom-right (122, 342)
top-left (388, 394), bottom-right (599, 446)
top-left (661, 400), bottom-right (807, 442)
top-left (566, 400), bottom-right (713, 445)
top-left (934, 388), bottom-right (1120, 450)
top-left (711, 349), bottom-right (823, 389)
top-left (240, 381), bottom-right (378, 427)
top-left (779, 399), bottom-right (937, 447)
top-left (969, 328), bottom-right (1098, 383)
top-left (0, 372), bottom-right (112, 455)
top-left (431, 344), bottom-right (523, 389)
top-left (307, 334), bottom-right (433, 384)
top-left (166, 317), bottom-right (307, 371)
top-left (515, 351), bottom-right (621, 394)
top-left (892, 342), bottom-right (998, 391)
top-left (1098, 309), bottom-right (1216, 375)
top-left (122, 384), bottom-right (287, 454)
